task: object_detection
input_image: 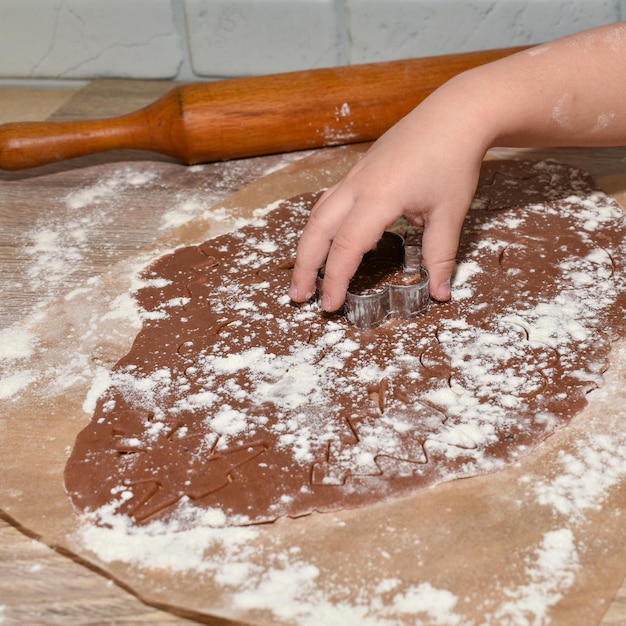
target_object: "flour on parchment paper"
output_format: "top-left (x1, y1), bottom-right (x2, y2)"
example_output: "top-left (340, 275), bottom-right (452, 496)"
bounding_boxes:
top-left (0, 197), bottom-right (284, 406)
top-left (0, 155), bottom-right (300, 403)
top-left (78, 506), bottom-right (470, 626)
top-left (74, 498), bottom-right (590, 626)
top-left (17, 168), bottom-right (159, 309)
top-left (3, 160), bottom-right (626, 625)
top-left (75, 369), bottom-right (626, 626)
top-left (1, 157), bottom-right (305, 327)
top-left (73, 207), bottom-right (626, 626)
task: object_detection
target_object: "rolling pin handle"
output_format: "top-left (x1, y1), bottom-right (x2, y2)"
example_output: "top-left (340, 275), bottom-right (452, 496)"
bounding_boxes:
top-left (0, 108), bottom-right (177, 171)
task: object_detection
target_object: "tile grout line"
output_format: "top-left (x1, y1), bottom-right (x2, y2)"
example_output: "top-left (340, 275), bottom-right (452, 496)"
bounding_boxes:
top-left (334, 0), bottom-right (352, 65)
top-left (171, 0), bottom-right (198, 81)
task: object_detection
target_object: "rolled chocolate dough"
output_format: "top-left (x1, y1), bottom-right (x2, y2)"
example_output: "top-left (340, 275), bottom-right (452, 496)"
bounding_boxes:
top-left (65, 160), bottom-right (626, 527)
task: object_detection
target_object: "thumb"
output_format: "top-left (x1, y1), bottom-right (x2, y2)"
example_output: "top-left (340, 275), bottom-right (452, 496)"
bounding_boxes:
top-left (420, 208), bottom-right (466, 302)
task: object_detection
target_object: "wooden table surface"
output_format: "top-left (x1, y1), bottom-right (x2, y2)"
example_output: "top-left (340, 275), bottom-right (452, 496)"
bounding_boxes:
top-left (1, 80), bottom-right (626, 626)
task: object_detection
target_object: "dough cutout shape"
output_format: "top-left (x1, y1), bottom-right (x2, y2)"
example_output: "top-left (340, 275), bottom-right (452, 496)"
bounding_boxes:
top-left (65, 160), bottom-right (626, 527)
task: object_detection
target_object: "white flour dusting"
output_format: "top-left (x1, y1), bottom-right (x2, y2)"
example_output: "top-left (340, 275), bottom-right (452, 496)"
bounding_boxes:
top-left (78, 502), bottom-right (469, 626)
top-left (533, 432), bottom-right (626, 521)
top-left (490, 529), bottom-right (580, 626)
top-left (0, 328), bottom-right (36, 360)
top-left (551, 94), bottom-right (572, 129)
top-left (592, 112), bottom-right (616, 133)
top-left (159, 196), bottom-right (207, 231)
top-left (2, 160), bottom-right (626, 626)
top-left (66, 169), bottom-right (158, 209)
top-left (21, 168), bottom-right (159, 302)
top-left (1, 155), bottom-right (306, 328)
top-left (71, 173), bottom-right (626, 525)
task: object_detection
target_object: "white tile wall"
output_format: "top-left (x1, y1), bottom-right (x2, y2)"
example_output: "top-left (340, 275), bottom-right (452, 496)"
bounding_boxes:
top-left (0, 0), bottom-right (183, 80)
top-left (0, 0), bottom-right (622, 83)
top-left (185, 0), bottom-right (343, 76)
top-left (347, 0), bottom-right (620, 64)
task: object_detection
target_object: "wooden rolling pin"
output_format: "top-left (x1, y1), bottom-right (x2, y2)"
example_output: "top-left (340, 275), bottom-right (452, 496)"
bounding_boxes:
top-left (0, 46), bottom-right (528, 170)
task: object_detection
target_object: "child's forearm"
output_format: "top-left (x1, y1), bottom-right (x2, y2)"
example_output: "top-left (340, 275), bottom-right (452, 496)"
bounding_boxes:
top-left (459, 22), bottom-right (626, 150)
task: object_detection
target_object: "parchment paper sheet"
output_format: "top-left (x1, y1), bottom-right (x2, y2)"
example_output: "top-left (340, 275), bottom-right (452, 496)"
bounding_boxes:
top-left (1, 145), bottom-right (626, 626)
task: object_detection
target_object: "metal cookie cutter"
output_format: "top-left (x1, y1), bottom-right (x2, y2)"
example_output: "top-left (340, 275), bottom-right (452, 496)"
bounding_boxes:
top-left (318, 231), bottom-right (430, 330)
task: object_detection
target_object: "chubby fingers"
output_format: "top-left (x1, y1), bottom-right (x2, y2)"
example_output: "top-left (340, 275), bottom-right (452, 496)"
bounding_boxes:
top-left (288, 185), bottom-right (342, 303)
top-left (420, 204), bottom-right (466, 302)
top-left (290, 173), bottom-right (469, 309)
top-left (290, 185), bottom-right (391, 311)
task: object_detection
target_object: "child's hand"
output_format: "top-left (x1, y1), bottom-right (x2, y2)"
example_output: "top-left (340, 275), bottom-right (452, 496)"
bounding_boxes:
top-left (289, 78), bottom-right (490, 311)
